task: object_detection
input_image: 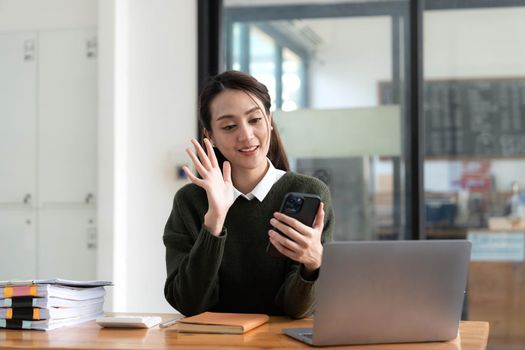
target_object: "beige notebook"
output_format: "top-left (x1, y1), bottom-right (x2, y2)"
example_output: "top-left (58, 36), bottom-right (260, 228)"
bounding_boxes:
top-left (174, 312), bottom-right (269, 334)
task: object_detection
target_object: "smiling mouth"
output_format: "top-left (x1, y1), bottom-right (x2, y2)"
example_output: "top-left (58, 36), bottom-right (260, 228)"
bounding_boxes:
top-left (238, 145), bottom-right (259, 153)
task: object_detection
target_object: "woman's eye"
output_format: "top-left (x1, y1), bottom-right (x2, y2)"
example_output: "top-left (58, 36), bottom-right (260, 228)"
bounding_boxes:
top-left (250, 118), bottom-right (262, 124)
top-left (222, 125), bottom-right (236, 131)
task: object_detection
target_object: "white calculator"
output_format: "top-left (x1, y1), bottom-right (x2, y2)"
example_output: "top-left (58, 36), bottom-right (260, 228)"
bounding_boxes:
top-left (96, 315), bottom-right (162, 329)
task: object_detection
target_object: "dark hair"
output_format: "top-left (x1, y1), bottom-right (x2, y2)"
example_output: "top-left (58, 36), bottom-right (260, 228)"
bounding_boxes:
top-left (198, 70), bottom-right (290, 171)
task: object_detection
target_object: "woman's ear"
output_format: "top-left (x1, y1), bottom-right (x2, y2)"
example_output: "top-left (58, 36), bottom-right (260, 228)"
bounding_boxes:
top-left (203, 128), bottom-right (215, 145)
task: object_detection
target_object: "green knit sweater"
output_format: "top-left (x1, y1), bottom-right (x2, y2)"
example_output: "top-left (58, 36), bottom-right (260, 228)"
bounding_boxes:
top-left (163, 172), bottom-right (334, 318)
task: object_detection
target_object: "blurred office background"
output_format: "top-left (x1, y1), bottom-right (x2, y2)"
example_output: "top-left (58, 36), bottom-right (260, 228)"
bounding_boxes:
top-left (1, 1), bottom-right (524, 349)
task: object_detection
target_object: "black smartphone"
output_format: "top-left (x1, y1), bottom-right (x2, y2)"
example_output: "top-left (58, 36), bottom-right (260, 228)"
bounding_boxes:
top-left (266, 192), bottom-right (321, 257)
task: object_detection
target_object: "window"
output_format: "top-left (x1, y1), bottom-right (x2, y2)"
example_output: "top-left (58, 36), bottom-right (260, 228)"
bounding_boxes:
top-left (225, 20), bottom-right (308, 110)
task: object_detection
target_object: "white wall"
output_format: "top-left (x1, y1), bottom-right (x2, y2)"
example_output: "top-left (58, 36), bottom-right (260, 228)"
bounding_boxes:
top-left (1, 0), bottom-right (194, 314)
top-left (0, 0), bottom-right (97, 31)
top-left (97, 0), bottom-right (197, 313)
top-left (97, 0), bottom-right (117, 312)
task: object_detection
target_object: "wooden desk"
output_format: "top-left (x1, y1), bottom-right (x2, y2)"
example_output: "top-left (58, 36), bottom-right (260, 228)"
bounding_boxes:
top-left (466, 229), bottom-right (525, 350)
top-left (0, 314), bottom-right (489, 350)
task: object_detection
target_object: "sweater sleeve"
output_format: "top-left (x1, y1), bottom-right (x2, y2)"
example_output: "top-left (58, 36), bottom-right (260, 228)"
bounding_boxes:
top-left (163, 191), bottom-right (227, 316)
top-left (274, 184), bottom-right (335, 318)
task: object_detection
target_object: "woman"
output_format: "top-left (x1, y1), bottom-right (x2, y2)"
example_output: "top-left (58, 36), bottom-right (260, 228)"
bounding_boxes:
top-left (163, 71), bottom-right (334, 318)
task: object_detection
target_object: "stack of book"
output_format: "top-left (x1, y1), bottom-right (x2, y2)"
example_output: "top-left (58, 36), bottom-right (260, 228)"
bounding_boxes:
top-left (0, 278), bottom-right (112, 330)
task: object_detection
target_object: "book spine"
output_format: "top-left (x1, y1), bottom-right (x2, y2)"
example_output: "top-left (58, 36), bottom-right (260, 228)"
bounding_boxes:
top-left (1, 308), bottom-right (44, 320)
top-left (1, 286), bottom-right (39, 298)
top-left (0, 319), bottom-right (33, 330)
top-left (2, 297), bottom-right (34, 308)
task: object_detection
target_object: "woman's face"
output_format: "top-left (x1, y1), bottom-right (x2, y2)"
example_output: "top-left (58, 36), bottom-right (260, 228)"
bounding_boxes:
top-left (206, 89), bottom-right (271, 173)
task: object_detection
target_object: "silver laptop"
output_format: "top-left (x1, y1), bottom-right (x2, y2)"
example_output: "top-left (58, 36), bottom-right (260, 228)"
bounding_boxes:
top-left (283, 240), bottom-right (471, 346)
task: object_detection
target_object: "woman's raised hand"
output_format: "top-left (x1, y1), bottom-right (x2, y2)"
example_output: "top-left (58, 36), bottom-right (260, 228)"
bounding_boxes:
top-left (183, 138), bottom-right (234, 235)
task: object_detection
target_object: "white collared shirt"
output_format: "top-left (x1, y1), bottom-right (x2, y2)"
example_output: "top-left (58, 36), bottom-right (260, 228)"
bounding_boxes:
top-left (232, 159), bottom-right (286, 202)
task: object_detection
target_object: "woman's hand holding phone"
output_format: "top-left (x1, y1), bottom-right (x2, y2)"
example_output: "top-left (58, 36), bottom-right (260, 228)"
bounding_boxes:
top-left (268, 202), bottom-right (325, 273)
top-left (183, 138), bottom-right (234, 236)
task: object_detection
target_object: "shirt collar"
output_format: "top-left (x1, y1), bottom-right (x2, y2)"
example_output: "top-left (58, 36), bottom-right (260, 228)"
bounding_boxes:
top-left (233, 159), bottom-right (286, 202)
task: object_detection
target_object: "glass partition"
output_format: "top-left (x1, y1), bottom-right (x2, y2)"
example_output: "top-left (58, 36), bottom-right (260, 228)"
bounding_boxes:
top-left (222, 1), bottom-right (525, 348)
top-left (223, 0), bottom-right (410, 241)
top-left (422, 5), bottom-right (525, 350)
